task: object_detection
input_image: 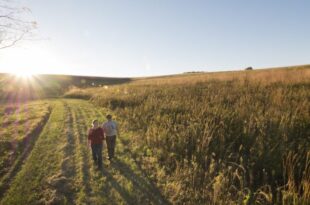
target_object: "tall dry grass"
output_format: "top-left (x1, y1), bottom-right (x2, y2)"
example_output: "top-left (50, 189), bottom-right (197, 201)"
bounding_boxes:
top-left (67, 66), bottom-right (310, 204)
top-left (132, 65), bottom-right (310, 86)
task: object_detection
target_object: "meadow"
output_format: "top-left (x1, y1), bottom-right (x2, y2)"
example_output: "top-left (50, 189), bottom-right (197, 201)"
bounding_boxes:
top-left (0, 65), bottom-right (309, 204)
top-left (85, 66), bottom-right (309, 204)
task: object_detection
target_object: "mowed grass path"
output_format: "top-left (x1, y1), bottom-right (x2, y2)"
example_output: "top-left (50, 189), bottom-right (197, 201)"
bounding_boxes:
top-left (0, 99), bottom-right (169, 205)
top-left (0, 101), bottom-right (51, 196)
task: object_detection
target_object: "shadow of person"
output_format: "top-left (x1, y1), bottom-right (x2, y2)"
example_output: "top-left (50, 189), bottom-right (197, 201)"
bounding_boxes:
top-left (111, 158), bottom-right (171, 205)
top-left (100, 168), bottom-right (137, 205)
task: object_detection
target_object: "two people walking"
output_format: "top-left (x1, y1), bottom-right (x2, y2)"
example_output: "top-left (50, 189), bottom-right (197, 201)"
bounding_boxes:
top-left (87, 114), bottom-right (118, 169)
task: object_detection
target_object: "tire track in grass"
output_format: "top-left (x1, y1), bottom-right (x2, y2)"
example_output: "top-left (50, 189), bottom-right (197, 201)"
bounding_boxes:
top-left (0, 106), bottom-right (52, 198)
top-left (0, 100), bottom-right (75, 204)
top-left (56, 102), bottom-right (78, 204)
top-left (69, 101), bottom-right (93, 204)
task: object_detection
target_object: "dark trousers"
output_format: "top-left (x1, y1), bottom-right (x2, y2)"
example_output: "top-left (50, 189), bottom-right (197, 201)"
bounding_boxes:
top-left (106, 135), bottom-right (116, 159)
top-left (91, 144), bottom-right (103, 168)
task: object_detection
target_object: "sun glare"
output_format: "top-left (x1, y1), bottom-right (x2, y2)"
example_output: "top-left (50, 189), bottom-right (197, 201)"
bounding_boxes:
top-left (2, 43), bottom-right (63, 78)
top-left (12, 70), bottom-right (36, 79)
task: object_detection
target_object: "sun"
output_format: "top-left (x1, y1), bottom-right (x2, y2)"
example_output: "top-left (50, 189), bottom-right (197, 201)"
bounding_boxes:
top-left (11, 70), bottom-right (37, 79)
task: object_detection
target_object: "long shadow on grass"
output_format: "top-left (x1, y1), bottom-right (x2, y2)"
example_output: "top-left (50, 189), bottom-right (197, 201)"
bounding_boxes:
top-left (100, 168), bottom-right (138, 205)
top-left (58, 103), bottom-right (77, 204)
top-left (110, 158), bottom-right (171, 205)
top-left (0, 107), bottom-right (51, 198)
top-left (74, 105), bottom-right (93, 200)
top-left (118, 136), bottom-right (171, 204)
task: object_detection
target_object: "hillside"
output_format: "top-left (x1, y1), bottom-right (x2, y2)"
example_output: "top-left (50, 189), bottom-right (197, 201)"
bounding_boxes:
top-left (1, 64), bottom-right (309, 101)
top-left (0, 73), bottom-right (132, 101)
top-left (65, 65), bottom-right (310, 204)
top-left (0, 65), bottom-right (309, 204)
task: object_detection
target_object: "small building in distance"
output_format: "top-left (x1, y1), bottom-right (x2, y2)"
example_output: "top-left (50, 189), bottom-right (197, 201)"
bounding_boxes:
top-left (183, 71), bottom-right (206, 74)
top-left (245, 67), bottom-right (253, 70)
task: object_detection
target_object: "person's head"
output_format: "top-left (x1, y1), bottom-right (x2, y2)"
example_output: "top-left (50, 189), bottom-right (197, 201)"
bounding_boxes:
top-left (92, 119), bottom-right (99, 128)
top-left (106, 114), bottom-right (112, 121)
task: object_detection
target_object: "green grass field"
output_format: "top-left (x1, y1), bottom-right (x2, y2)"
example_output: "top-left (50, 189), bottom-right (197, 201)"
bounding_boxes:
top-left (0, 65), bottom-right (309, 204)
top-left (0, 101), bottom-right (51, 194)
top-left (0, 99), bottom-right (169, 205)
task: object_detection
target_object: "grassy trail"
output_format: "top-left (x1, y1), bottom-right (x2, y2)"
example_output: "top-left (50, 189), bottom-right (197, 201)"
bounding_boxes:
top-left (0, 99), bottom-right (169, 205)
top-left (0, 106), bottom-right (51, 198)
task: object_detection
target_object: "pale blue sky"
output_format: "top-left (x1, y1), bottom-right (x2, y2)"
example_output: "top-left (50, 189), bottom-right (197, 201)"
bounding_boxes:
top-left (0, 0), bottom-right (309, 77)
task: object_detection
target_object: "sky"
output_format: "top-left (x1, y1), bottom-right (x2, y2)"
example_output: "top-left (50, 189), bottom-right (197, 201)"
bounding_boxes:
top-left (0, 0), bottom-right (309, 77)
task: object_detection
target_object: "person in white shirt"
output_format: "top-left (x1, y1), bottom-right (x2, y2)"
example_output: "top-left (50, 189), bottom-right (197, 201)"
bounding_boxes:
top-left (102, 114), bottom-right (119, 161)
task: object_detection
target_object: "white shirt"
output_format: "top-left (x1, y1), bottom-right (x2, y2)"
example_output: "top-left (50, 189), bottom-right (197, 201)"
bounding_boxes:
top-left (103, 120), bottom-right (118, 136)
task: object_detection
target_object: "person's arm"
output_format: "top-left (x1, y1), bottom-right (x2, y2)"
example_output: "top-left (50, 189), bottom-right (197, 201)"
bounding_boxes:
top-left (87, 129), bottom-right (92, 148)
top-left (116, 122), bottom-right (120, 137)
top-left (101, 128), bottom-right (105, 140)
top-left (102, 123), bottom-right (106, 136)
top-left (102, 123), bottom-right (105, 134)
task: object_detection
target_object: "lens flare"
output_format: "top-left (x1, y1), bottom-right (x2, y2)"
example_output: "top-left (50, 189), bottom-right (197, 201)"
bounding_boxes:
top-left (12, 70), bottom-right (36, 79)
